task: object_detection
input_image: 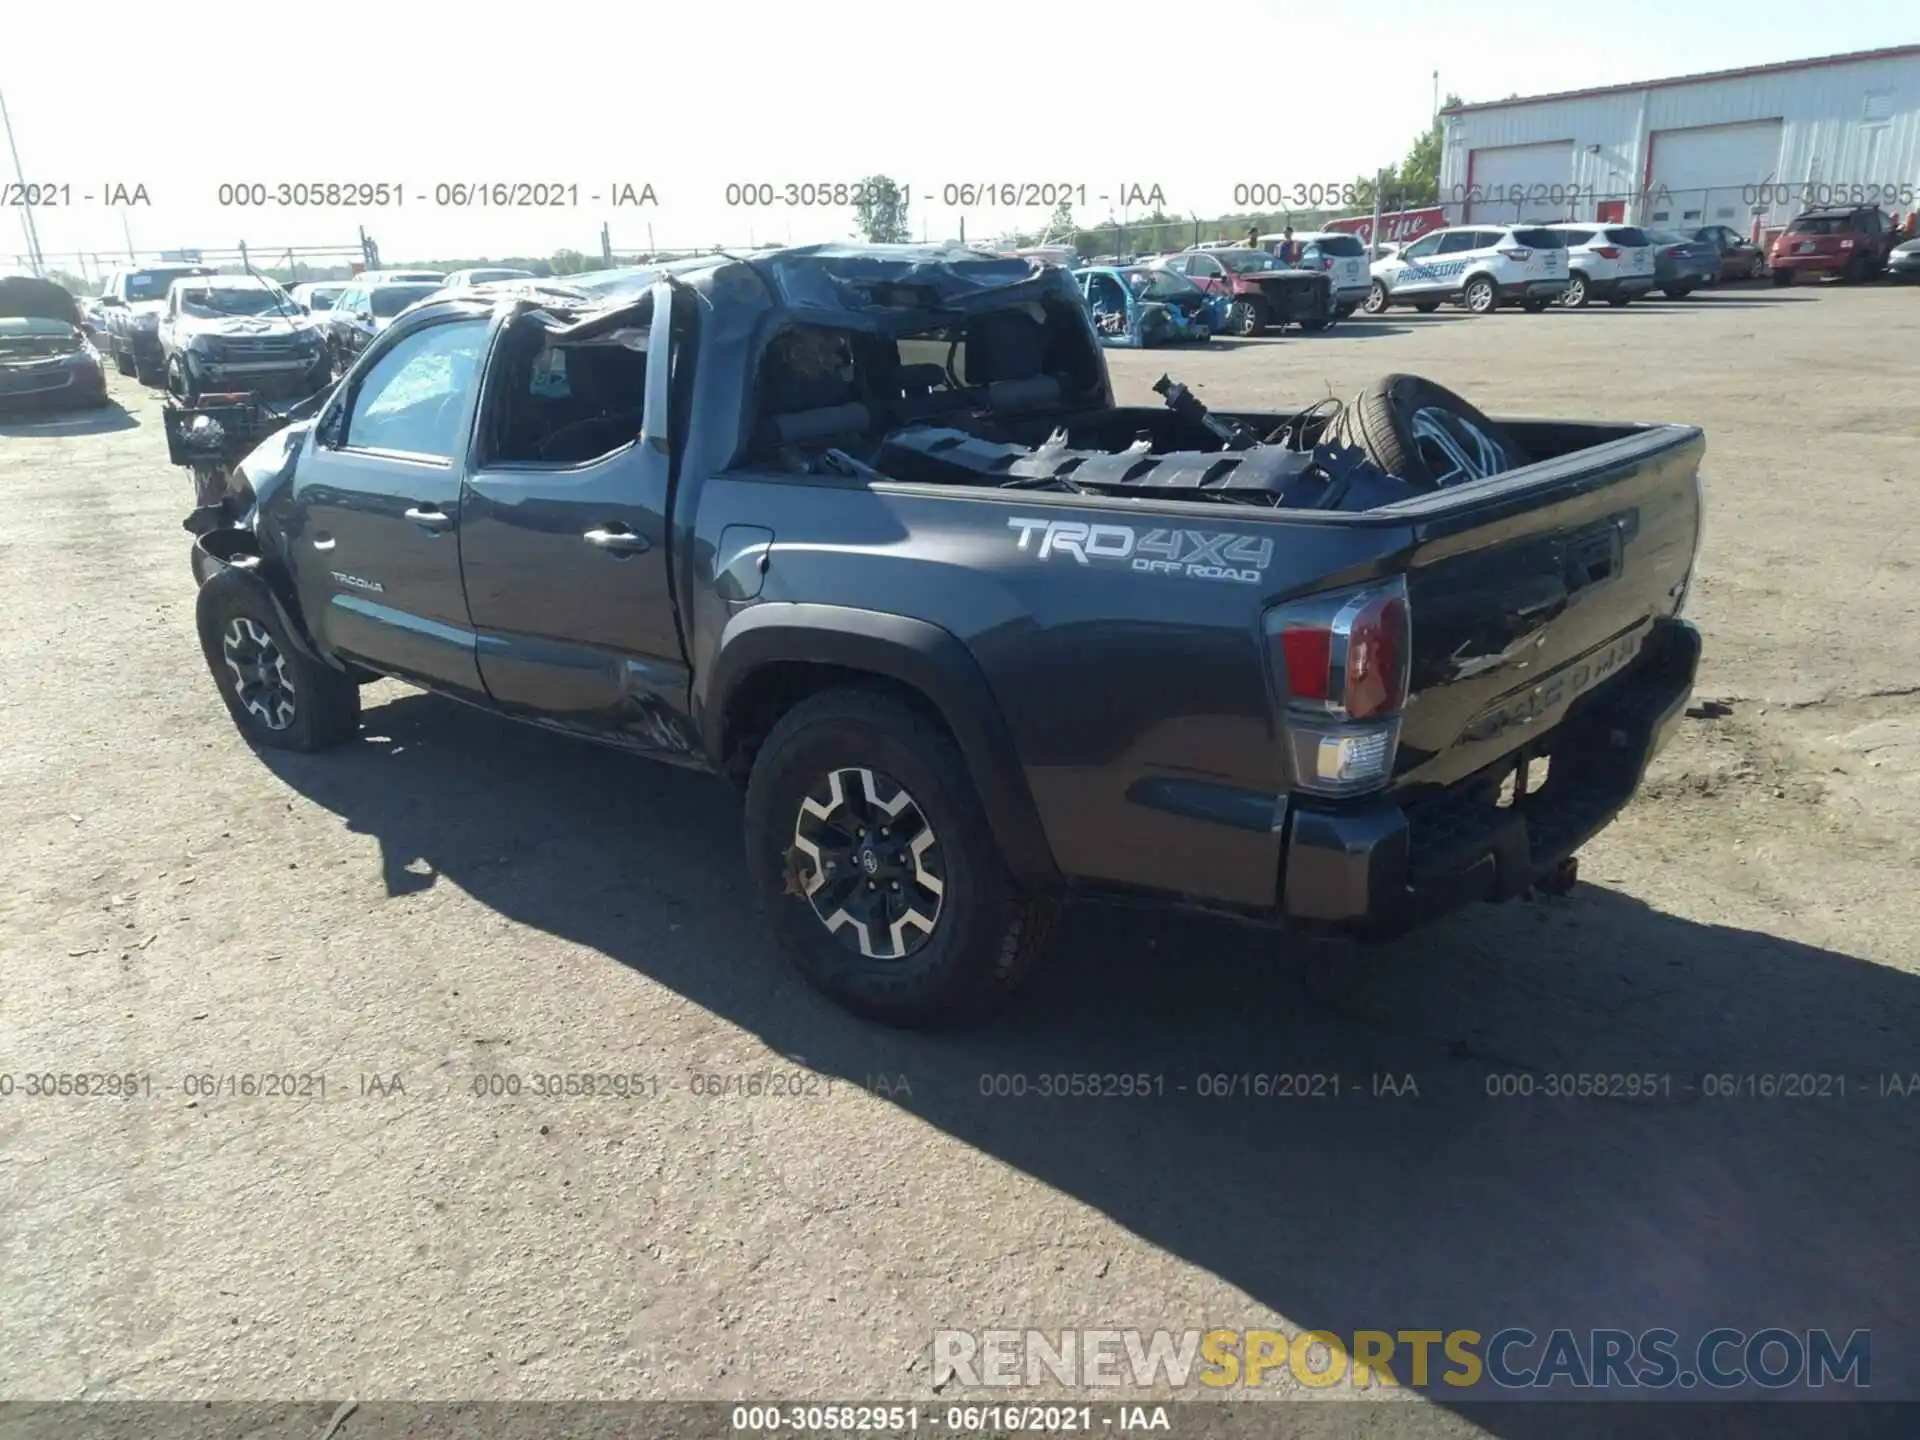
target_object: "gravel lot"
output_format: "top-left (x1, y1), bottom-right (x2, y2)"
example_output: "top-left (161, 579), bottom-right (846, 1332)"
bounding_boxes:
top-left (2, 283), bottom-right (1916, 1428)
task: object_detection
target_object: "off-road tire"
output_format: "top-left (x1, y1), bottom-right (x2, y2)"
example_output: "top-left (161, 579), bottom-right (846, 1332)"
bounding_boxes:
top-left (196, 575), bottom-right (359, 752)
top-left (743, 687), bottom-right (1056, 1028)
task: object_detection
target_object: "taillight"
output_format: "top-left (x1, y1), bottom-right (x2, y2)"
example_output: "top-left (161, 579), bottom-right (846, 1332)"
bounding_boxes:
top-left (1593, 246), bottom-right (1621, 260)
top-left (1264, 578), bottom-right (1412, 796)
top-left (1500, 248), bottom-right (1532, 260)
top-left (1663, 246), bottom-right (1682, 258)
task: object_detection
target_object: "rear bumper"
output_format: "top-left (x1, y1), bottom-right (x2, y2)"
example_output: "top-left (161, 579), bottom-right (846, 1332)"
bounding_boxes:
top-left (1498, 279), bottom-right (1568, 300)
top-left (1769, 253), bottom-right (1860, 275)
top-left (1591, 276), bottom-right (1655, 298)
top-left (1279, 618), bottom-right (1700, 937)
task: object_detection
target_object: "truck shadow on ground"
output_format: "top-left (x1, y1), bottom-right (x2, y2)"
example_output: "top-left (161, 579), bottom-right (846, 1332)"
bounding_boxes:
top-left (266, 691), bottom-right (1919, 1439)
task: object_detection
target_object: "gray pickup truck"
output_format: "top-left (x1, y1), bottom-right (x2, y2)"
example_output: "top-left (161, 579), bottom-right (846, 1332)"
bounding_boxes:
top-left (187, 244), bottom-right (1704, 1027)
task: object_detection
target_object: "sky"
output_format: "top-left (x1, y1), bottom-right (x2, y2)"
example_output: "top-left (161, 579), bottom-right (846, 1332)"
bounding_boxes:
top-left (4, 0), bottom-right (1916, 277)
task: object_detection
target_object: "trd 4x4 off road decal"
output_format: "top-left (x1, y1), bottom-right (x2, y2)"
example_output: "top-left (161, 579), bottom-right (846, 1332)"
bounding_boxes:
top-left (1007, 517), bottom-right (1273, 585)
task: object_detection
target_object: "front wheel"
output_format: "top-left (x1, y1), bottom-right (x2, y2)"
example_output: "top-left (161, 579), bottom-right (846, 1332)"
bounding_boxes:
top-left (166, 353), bottom-right (199, 404)
top-left (743, 688), bottom-right (1056, 1028)
top-left (1363, 281), bottom-right (1389, 315)
top-left (1227, 299), bottom-right (1266, 336)
top-left (1607, 291), bottom-right (1632, 307)
top-left (1561, 274), bottom-right (1590, 307)
top-left (1297, 317), bottom-right (1330, 332)
top-left (1521, 297), bottom-right (1552, 313)
top-left (1412, 300), bottom-right (1440, 314)
top-left (196, 576), bottom-right (360, 752)
top-left (1463, 276), bottom-right (1497, 314)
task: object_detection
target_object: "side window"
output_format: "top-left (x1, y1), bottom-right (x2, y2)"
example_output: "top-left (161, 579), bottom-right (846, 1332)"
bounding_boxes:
top-left (342, 320), bottom-right (488, 460)
top-left (1402, 233), bottom-right (1442, 259)
top-left (1190, 254), bottom-right (1221, 277)
top-left (484, 323), bottom-right (649, 467)
top-left (1435, 232), bottom-right (1477, 255)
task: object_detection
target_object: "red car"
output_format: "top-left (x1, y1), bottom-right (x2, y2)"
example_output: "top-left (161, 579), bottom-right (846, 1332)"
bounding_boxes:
top-left (1769, 206), bottom-right (1896, 284)
top-left (1156, 249), bottom-right (1337, 336)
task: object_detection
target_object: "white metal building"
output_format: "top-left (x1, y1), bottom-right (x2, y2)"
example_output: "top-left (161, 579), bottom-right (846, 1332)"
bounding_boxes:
top-left (1437, 45), bottom-right (1920, 235)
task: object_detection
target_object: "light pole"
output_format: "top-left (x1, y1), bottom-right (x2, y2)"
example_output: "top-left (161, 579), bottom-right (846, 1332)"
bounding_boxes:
top-left (1432, 70), bottom-right (1439, 117)
top-left (0, 85), bottom-right (46, 275)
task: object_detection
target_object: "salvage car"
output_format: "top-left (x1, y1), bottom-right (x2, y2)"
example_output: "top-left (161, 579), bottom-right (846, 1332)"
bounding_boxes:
top-left (1889, 234), bottom-right (1920, 281)
top-left (441, 267), bottom-right (536, 289)
top-left (289, 281), bottom-right (349, 317)
top-left (158, 275), bottom-right (331, 404)
top-left (1156, 248), bottom-right (1336, 335)
top-left (1366, 226), bottom-right (1568, 315)
top-left (186, 244), bottom-right (1704, 1028)
top-left (1691, 224), bottom-right (1766, 282)
top-left (1291, 232), bottom-right (1373, 317)
top-left (1768, 206), bottom-right (1895, 284)
top-left (1073, 265), bottom-right (1220, 346)
top-left (1539, 224), bottom-right (1656, 307)
top-left (322, 280), bottom-right (445, 374)
top-left (1644, 230), bottom-right (1719, 299)
top-left (0, 274), bottom-right (109, 411)
top-left (97, 263), bottom-right (215, 383)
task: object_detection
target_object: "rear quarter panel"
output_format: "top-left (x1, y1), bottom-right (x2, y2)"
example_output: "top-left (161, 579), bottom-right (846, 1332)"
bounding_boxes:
top-left (689, 472), bottom-right (1414, 910)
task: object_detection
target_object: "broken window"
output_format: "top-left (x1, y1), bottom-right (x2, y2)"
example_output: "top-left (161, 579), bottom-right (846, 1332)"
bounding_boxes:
top-left (481, 316), bottom-right (649, 466)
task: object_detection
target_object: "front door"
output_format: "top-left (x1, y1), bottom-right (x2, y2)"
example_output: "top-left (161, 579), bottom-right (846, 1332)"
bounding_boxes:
top-left (1389, 232), bottom-right (1447, 295)
top-left (457, 283), bottom-right (693, 754)
top-left (288, 312), bottom-right (493, 698)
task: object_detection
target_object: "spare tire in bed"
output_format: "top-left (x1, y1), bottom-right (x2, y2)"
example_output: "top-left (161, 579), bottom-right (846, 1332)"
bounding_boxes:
top-left (1329, 374), bottom-right (1528, 489)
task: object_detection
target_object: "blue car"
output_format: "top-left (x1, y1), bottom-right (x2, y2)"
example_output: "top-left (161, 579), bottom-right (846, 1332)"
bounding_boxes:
top-left (1645, 231), bottom-right (1720, 298)
top-left (1073, 265), bottom-right (1222, 346)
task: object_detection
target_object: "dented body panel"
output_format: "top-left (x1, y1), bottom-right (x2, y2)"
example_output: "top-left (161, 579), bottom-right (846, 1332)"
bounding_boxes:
top-left (190, 243), bottom-right (1703, 928)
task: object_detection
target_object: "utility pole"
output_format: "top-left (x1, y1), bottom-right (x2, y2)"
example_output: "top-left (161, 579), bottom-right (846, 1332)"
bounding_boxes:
top-left (121, 209), bottom-right (136, 262)
top-left (1432, 70), bottom-right (1439, 117)
top-left (1369, 167), bottom-right (1386, 253)
top-left (1, 86), bottom-right (46, 274)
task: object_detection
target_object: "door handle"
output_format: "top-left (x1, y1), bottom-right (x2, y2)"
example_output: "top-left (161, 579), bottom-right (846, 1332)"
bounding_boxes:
top-left (404, 506), bottom-right (454, 532)
top-left (584, 526), bottom-right (650, 555)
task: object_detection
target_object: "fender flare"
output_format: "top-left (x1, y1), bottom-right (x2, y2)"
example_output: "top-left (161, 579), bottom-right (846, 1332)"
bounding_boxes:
top-left (191, 533), bottom-right (329, 667)
top-left (700, 603), bottom-right (1060, 890)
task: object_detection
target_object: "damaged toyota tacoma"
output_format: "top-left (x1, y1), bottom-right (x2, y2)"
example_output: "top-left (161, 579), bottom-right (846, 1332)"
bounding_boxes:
top-left (186, 244), bottom-right (1705, 1027)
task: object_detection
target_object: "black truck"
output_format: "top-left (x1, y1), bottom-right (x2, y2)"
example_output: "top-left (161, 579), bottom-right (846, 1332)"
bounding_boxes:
top-left (187, 244), bottom-right (1704, 1027)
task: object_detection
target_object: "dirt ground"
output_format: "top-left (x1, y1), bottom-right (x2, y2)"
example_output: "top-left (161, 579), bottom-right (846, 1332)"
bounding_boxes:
top-left (2, 282), bottom-right (1916, 1432)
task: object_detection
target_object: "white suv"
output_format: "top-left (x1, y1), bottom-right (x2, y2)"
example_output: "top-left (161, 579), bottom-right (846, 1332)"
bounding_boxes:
top-left (1365, 226), bottom-right (1569, 316)
top-left (1290, 232), bottom-right (1372, 317)
top-left (1539, 224), bottom-right (1656, 307)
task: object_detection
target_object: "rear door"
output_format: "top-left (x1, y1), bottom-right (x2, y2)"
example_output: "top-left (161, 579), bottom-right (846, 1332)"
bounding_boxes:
top-left (457, 282), bottom-right (691, 751)
top-left (289, 310), bottom-right (494, 698)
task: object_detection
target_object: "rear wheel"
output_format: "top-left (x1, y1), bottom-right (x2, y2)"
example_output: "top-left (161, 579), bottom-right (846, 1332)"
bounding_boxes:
top-left (1335, 303), bottom-right (1358, 319)
top-left (112, 343), bottom-right (135, 376)
top-left (743, 688), bottom-right (1056, 1028)
top-left (196, 577), bottom-right (359, 752)
top-left (1412, 300), bottom-right (1440, 314)
top-left (134, 351), bottom-right (162, 386)
top-left (1463, 276), bottom-right (1497, 314)
top-left (1227, 298), bottom-right (1267, 336)
top-left (1607, 291), bottom-right (1632, 306)
top-left (166, 353), bottom-right (199, 404)
top-left (1771, 269), bottom-right (1793, 286)
top-left (1521, 297), bottom-right (1552, 313)
top-left (1662, 284), bottom-right (1694, 299)
top-left (1363, 280), bottom-right (1389, 315)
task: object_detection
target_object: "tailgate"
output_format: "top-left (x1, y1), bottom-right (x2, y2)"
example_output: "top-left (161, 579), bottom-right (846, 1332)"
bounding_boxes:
top-left (1384, 425), bottom-right (1703, 794)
